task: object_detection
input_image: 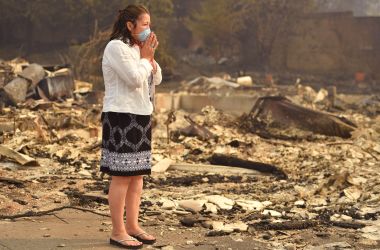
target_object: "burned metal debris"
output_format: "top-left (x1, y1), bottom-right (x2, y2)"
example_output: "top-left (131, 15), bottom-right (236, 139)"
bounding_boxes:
top-left (241, 96), bottom-right (357, 139)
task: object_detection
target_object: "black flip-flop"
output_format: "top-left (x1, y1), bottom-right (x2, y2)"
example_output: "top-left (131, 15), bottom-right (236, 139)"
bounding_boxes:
top-left (129, 232), bottom-right (156, 245)
top-left (109, 237), bottom-right (143, 249)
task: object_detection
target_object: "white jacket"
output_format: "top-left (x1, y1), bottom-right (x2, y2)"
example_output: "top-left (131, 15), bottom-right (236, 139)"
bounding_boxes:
top-left (101, 39), bottom-right (162, 115)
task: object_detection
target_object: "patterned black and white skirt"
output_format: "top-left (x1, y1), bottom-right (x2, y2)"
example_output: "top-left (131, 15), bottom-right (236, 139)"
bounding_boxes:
top-left (100, 111), bottom-right (152, 176)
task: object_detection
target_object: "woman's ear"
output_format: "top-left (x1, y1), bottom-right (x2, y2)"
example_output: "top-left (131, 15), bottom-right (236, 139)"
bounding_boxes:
top-left (126, 21), bottom-right (134, 32)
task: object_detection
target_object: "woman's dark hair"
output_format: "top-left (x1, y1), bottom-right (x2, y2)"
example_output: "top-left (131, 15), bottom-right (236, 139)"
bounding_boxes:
top-left (109, 4), bottom-right (150, 46)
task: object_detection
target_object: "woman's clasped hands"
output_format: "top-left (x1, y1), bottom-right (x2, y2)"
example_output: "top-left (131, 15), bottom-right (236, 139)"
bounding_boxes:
top-left (140, 32), bottom-right (159, 74)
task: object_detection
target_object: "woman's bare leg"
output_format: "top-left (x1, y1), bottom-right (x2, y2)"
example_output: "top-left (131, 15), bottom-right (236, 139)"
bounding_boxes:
top-left (125, 175), bottom-right (155, 240)
top-left (108, 175), bottom-right (142, 246)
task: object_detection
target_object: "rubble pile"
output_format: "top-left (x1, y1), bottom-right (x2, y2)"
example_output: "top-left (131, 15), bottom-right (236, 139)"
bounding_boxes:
top-left (151, 97), bottom-right (380, 248)
top-left (0, 58), bottom-right (379, 248)
top-left (0, 58), bottom-right (77, 106)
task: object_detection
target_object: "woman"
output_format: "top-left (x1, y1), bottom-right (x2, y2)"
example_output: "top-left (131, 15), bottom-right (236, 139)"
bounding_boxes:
top-left (100, 4), bottom-right (162, 249)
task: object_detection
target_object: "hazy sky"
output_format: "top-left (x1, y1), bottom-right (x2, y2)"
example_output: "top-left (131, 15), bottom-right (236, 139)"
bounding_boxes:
top-left (318, 0), bottom-right (380, 16)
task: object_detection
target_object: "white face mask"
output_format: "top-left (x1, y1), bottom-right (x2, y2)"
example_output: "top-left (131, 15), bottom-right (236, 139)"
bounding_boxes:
top-left (136, 28), bottom-right (151, 42)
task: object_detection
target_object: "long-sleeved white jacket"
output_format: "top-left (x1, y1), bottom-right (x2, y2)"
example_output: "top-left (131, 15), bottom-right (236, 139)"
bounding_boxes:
top-left (101, 39), bottom-right (162, 115)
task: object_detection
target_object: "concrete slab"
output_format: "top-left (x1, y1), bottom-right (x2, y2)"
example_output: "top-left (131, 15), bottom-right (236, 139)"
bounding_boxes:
top-left (155, 93), bottom-right (256, 115)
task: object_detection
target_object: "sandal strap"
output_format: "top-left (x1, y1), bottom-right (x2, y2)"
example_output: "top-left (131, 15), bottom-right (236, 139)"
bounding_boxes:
top-left (135, 232), bottom-right (156, 241)
top-left (136, 232), bottom-right (150, 237)
top-left (117, 237), bottom-right (139, 242)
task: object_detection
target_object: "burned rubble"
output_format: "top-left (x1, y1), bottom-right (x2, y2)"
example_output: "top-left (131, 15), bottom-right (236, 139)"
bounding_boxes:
top-left (0, 58), bottom-right (380, 249)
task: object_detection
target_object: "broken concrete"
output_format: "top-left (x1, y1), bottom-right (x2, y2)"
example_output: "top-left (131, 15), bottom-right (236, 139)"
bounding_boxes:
top-left (18, 63), bottom-right (45, 87)
top-left (0, 145), bottom-right (38, 166)
top-left (3, 78), bottom-right (29, 104)
top-left (178, 199), bottom-right (207, 213)
top-left (205, 195), bottom-right (234, 210)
